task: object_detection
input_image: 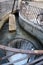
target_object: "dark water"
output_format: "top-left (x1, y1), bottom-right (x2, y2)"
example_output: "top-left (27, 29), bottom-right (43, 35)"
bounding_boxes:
top-left (0, 14), bottom-right (42, 64)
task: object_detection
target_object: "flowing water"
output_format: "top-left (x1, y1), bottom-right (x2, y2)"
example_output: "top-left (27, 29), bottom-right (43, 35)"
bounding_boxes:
top-left (0, 14), bottom-right (42, 64)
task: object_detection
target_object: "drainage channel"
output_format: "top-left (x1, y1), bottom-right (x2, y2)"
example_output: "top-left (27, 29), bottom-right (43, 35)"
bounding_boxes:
top-left (0, 15), bottom-right (43, 65)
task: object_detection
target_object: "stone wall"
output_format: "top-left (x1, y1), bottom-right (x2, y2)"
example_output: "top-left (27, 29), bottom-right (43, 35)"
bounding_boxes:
top-left (0, 0), bottom-right (14, 20)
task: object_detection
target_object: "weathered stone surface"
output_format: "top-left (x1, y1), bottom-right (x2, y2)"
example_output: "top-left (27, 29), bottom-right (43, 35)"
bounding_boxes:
top-left (0, 0), bottom-right (14, 20)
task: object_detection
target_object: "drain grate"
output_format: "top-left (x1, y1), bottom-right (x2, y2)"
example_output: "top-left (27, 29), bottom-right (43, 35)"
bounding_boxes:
top-left (7, 38), bottom-right (38, 64)
top-left (0, 38), bottom-right (43, 65)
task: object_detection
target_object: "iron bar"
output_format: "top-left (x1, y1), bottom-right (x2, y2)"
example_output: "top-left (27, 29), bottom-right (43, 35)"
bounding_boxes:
top-left (27, 56), bottom-right (43, 65)
top-left (35, 61), bottom-right (43, 65)
top-left (0, 45), bottom-right (43, 55)
top-left (2, 53), bottom-right (15, 60)
top-left (12, 0), bottom-right (15, 13)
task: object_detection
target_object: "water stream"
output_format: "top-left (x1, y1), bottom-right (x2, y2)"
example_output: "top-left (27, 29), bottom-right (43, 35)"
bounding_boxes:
top-left (0, 14), bottom-right (42, 64)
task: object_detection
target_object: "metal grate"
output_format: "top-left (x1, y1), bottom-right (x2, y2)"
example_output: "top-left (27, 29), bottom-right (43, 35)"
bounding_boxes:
top-left (0, 38), bottom-right (43, 65)
top-left (20, 1), bottom-right (43, 26)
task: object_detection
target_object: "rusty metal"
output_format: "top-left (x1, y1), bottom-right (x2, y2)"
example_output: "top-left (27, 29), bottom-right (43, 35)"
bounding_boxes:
top-left (0, 45), bottom-right (43, 55)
